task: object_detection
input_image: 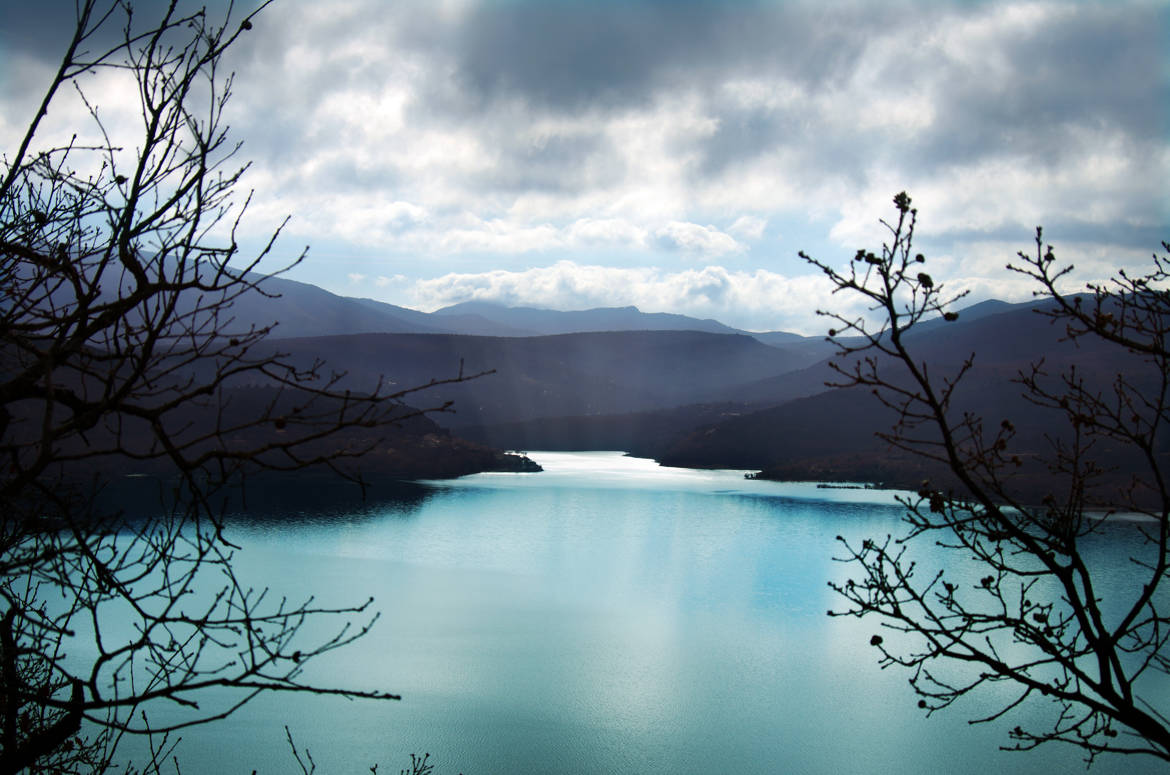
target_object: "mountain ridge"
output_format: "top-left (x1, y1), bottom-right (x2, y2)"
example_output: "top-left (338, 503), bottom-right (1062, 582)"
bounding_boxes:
top-left (215, 269), bottom-right (1140, 494)
top-left (227, 271), bottom-right (828, 342)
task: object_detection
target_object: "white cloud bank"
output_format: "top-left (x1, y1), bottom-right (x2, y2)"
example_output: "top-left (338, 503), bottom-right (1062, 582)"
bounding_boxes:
top-left (401, 235), bottom-right (1155, 334)
top-left (411, 260), bottom-right (866, 333)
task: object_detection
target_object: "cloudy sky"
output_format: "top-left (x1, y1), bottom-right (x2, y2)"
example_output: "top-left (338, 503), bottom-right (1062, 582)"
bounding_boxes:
top-left (2, 0), bottom-right (1167, 333)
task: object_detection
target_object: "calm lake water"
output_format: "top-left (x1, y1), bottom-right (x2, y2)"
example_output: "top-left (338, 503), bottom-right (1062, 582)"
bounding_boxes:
top-left (130, 451), bottom-right (1165, 774)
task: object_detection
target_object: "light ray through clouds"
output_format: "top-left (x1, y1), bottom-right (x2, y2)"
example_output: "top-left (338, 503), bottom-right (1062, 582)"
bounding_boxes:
top-left (1, 0), bottom-right (1166, 333)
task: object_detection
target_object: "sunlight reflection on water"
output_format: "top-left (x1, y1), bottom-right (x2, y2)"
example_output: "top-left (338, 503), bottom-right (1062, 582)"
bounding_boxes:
top-left (111, 452), bottom-right (1166, 775)
top-left (434, 450), bottom-right (912, 505)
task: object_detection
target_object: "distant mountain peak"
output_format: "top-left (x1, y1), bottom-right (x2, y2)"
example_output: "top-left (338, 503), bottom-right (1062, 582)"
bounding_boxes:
top-left (430, 299), bottom-right (742, 336)
top-left (431, 300), bottom-right (495, 315)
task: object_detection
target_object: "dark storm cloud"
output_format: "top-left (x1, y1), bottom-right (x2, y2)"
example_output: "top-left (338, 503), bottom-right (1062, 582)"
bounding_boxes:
top-left (5, 0), bottom-right (1166, 330)
top-left (11, 0), bottom-right (1162, 267)
top-left (450, 1), bottom-right (876, 113)
top-left (435, 0), bottom-right (1164, 224)
top-left (478, 130), bottom-right (625, 195)
top-left (10, 1), bottom-right (1166, 183)
top-left (193, 0), bottom-right (1164, 234)
top-left (0, 3), bottom-right (81, 58)
top-left (942, 219), bottom-right (1167, 253)
top-left (695, 106), bottom-right (785, 176)
top-left (0, 1), bottom-right (266, 111)
top-left (910, 5), bottom-right (1169, 170)
top-left (0, 3), bottom-right (97, 106)
top-left (0, 1), bottom-right (254, 63)
top-left (393, 0), bottom-right (905, 207)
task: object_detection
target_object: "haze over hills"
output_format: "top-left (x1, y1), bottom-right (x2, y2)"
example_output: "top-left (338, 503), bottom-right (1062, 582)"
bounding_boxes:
top-left (215, 270), bottom-right (1157, 496)
top-left (432, 300), bottom-right (745, 336)
top-left (653, 297), bottom-right (1165, 498)
top-left (252, 329), bottom-right (802, 428)
top-left (228, 271), bottom-right (827, 343)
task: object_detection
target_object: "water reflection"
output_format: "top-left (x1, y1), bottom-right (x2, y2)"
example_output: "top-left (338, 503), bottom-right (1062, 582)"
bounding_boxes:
top-left (111, 451), bottom-right (1166, 774)
top-left (224, 471), bottom-right (437, 526)
top-left (97, 469), bottom-right (437, 526)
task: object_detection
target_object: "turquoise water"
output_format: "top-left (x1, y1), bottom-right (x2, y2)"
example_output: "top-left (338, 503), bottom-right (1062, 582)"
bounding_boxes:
top-left (131, 452), bottom-right (1165, 774)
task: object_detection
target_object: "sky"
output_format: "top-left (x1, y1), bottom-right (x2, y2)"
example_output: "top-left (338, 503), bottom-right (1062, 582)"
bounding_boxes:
top-left (1, 0), bottom-right (1167, 333)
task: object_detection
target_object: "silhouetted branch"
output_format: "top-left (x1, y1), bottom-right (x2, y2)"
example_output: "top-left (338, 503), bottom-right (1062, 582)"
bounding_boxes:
top-left (0, 2), bottom-right (478, 771)
top-left (805, 192), bottom-right (1170, 764)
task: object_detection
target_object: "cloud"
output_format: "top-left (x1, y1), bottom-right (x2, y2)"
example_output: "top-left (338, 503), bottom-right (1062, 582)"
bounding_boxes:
top-left (729, 215), bottom-right (767, 240)
top-left (4, 0), bottom-right (1164, 327)
top-left (652, 222), bottom-right (743, 256)
top-left (405, 234), bottom-right (1162, 334)
top-left (220, 0), bottom-right (1163, 260)
top-left (449, 1), bottom-right (883, 114)
top-left (566, 218), bottom-right (648, 247)
top-left (410, 260), bottom-right (861, 333)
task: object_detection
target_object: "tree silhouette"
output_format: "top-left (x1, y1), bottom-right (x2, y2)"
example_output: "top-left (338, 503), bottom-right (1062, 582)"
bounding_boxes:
top-left (802, 192), bottom-right (1170, 764)
top-left (0, 2), bottom-right (475, 771)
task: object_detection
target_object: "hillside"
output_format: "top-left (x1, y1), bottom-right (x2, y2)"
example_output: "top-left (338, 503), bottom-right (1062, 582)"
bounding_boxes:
top-left (653, 300), bottom-right (1167, 501)
top-left (458, 402), bottom-right (756, 455)
top-left (255, 329), bottom-right (808, 427)
top-left (220, 273), bottom-right (450, 337)
top-left (178, 271), bottom-right (1167, 498)
top-left (213, 275), bottom-right (820, 341)
top-left (11, 375), bottom-right (542, 485)
top-left (432, 301), bottom-right (745, 336)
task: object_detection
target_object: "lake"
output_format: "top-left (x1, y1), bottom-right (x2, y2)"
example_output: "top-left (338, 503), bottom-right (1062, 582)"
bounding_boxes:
top-left (129, 451), bottom-right (1166, 774)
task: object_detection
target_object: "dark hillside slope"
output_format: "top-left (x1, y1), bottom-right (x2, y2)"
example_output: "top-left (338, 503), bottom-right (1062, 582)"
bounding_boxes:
top-left (741, 299), bottom-right (1030, 372)
top-left (168, 272), bottom-right (453, 338)
top-left (2, 369), bottom-right (538, 482)
top-left (721, 298), bottom-right (1078, 406)
top-left (254, 330), bottom-right (806, 427)
top-left (460, 402), bottom-right (755, 454)
top-left (660, 302), bottom-right (1167, 499)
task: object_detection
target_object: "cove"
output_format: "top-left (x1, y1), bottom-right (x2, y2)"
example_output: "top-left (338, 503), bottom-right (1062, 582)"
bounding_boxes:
top-left (134, 451), bottom-right (1166, 774)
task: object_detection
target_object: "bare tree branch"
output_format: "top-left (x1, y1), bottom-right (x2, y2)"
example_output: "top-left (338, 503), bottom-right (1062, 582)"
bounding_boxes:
top-left (805, 192), bottom-right (1170, 765)
top-left (0, 3), bottom-right (478, 771)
